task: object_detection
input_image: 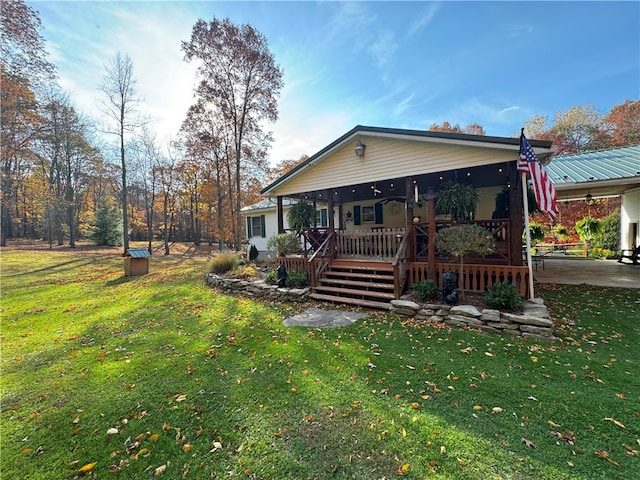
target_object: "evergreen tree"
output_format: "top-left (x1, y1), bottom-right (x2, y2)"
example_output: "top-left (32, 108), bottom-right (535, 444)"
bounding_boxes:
top-left (89, 198), bottom-right (123, 246)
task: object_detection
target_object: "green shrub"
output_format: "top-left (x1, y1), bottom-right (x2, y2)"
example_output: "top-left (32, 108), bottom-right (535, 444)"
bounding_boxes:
top-left (264, 269), bottom-right (278, 285)
top-left (286, 268), bottom-right (309, 288)
top-left (552, 225), bottom-right (570, 241)
top-left (411, 279), bottom-right (439, 301)
top-left (249, 244), bottom-right (259, 262)
top-left (207, 251), bottom-right (240, 274)
top-left (267, 233), bottom-right (303, 257)
top-left (527, 223), bottom-right (546, 244)
top-left (483, 282), bottom-right (523, 311)
top-left (592, 212), bottom-right (620, 251)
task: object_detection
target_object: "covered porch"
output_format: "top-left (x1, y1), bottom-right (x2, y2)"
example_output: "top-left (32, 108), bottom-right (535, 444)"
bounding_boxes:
top-left (262, 126), bottom-right (554, 307)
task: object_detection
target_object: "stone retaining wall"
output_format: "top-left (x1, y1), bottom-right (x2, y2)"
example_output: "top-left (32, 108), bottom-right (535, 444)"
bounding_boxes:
top-left (205, 273), bottom-right (310, 302)
top-left (205, 273), bottom-right (557, 341)
top-left (390, 298), bottom-right (557, 341)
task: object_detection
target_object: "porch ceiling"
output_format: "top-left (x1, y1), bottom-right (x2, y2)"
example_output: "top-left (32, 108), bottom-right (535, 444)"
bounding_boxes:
top-left (287, 161), bottom-right (512, 204)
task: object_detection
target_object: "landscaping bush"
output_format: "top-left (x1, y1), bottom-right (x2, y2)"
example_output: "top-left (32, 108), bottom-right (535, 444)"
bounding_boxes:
top-left (249, 244), bottom-right (259, 262)
top-left (286, 268), bottom-right (309, 288)
top-left (411, 279), bottom-right (439, 301)
top-left (231, 265), bottom-right (258, 280)
top-left (527, 222), bottom-right (546, 244)
top-left (483, 282), bottom-right (522, 311)
top-left (264, 269), bottom-right (278, 285)
top-left (207, 251), bottom-right (240, 274)
top-left (591, 211), bottom-right (620, 252)
top-left (267, 233), bottom-right (303, 257)
top-left (552, 225), bottom-right (571, 241)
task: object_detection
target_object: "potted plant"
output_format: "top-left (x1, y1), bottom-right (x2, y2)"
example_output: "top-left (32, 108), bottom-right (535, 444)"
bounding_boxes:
top-left (287, 200), bottom-right (316, 231)
top-left (435, 180), bottom-right (478, 221)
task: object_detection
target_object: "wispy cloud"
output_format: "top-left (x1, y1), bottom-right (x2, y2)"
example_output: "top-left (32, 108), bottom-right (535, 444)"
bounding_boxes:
top-left (368, 30), bottom-right (397, 68)
top-left (407, 2), bottom-right (441, 37)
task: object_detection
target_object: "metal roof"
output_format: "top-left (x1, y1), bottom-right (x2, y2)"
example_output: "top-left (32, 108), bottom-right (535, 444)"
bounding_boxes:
top-left (240, 198), bottom-right (297, 212)
top-left (125, 248), bottom-right (151, 258)
top-left (547, 145), bottom-right (640, 184)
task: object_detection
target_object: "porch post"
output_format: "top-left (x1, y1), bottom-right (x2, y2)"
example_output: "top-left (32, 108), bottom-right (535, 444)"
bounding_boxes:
top-left (405, 177), bottom-right (415, 262)
top-left (508, 163), bottom-right (524, 266)
top-left (277, 196), bottom-right (284, 234)
top-left (327, 190), bottom-right (336, 254)
top-left (427, 197), bottom-right (436, 278)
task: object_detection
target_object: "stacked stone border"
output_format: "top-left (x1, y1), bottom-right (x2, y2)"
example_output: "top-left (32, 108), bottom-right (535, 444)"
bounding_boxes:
top-left (205, 273), bottom-right (557, 341)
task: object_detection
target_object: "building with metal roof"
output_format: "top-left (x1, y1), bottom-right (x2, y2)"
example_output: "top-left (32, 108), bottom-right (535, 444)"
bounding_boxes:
top-left (548, 145), bottom-right (640, 251)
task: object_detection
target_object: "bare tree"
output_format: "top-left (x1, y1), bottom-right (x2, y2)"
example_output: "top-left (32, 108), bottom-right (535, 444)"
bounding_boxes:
top-left (182, 17), bottom-right (283, 249)
top-left (98, 52), bottom-right (145, 252)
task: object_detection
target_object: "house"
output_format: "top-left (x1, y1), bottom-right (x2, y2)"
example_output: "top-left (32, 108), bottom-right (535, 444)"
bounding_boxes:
top-left (546, 145), bottom-right (640, 252)
top-left (256, 125), bottom-right (555, 308)
top-left (241, 198), bottom-right (336, 259)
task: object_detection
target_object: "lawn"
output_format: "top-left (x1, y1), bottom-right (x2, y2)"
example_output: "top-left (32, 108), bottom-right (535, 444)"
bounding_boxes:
top-left (1, 246), bottom-right (638, 479)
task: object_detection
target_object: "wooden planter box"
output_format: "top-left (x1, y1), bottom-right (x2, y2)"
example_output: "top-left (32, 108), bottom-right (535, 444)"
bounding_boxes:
top-left (124, 248), bottom-right (151, 276)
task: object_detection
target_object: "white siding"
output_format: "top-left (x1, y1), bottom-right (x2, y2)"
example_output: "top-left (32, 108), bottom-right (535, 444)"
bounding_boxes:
top-left (621, 187), bottom-right (640, 250)
top-left (273, 136), bottom-right (518, 196)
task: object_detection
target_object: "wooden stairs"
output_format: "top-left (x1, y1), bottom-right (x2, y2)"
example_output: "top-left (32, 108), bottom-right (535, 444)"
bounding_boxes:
top-left (309, 259), bottom-right (395, 310)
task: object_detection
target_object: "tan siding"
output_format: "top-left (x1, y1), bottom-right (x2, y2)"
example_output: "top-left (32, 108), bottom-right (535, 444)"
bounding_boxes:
top-left (274, 136), bottom-right (518, 196)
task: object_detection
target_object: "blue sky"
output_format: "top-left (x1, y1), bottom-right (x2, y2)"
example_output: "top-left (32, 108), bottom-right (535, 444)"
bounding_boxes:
top-left (31, 1), bottom-right (639, 164)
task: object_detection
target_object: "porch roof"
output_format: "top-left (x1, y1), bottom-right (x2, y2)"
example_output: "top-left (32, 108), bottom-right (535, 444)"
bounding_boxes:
top-left (547, 145), bottom-right (640, 200)
top-left (261, 125), bottom-right (554, 199)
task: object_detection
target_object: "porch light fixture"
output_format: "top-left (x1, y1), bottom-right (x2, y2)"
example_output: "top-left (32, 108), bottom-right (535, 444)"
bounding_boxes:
top-left (355, 140), bottom-right (366, 157)
top-left (585, 192), bottom-right (593, 203)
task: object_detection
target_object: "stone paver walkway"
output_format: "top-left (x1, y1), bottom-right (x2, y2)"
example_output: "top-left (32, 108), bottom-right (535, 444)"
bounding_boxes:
top-left (283, 307), bottom-right (369, 328)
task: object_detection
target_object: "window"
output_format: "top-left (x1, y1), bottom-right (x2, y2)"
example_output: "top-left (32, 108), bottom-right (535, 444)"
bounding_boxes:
top-left (316, 208), bottom-right (328, 227)
top-left (362, 206), bottom-right (375, 223)
top-left (246, 215), bottom-right (266, 238)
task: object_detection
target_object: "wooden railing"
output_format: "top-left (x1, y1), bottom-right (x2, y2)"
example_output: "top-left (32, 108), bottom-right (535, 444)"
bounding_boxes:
top-left (308, 231), bottom-right (335, 287)
top-left (336, 228), bottom-right (405, 259)
top-left (392, 232), bottom-right (409, 298)
top-left (408, 261), bottom-right (530, 297)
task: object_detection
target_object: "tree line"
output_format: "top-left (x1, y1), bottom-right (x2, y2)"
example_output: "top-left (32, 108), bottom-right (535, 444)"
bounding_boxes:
top-left (1, 0), bottom-right (637, 252)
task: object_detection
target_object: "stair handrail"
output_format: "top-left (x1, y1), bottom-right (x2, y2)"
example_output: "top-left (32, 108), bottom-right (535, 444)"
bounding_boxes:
top-left (391, 232), bottom-right (409, 298)
top-left (308, 231), bottom-right (335, 288)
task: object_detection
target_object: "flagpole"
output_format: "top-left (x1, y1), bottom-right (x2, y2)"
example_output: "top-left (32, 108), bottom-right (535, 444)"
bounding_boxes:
top-left (520, 129), bottom-right (535, 299)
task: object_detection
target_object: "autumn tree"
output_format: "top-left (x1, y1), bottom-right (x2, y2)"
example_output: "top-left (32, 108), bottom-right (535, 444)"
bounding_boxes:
top-left (429, 121), bottom-right (485, 135)
top-left (35, 90), bottom-right (97, 247)
top-left (268, 155), bottom-right (309, 183)
top-left (98, 52), bottom-right (145, 252)
top-left (600, 100), bottom-right (640, 147)
top-left (1, 0), bottom-right (56, 245)
top-left (182, 17), bottom-right (283, 249)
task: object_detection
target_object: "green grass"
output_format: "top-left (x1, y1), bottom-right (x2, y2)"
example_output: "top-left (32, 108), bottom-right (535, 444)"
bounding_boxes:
top-left (1, 248), bottom-right (639, 479)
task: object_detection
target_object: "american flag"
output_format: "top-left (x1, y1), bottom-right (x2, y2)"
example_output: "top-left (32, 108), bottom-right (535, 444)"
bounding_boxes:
top-left (517, 133), bottom-right (558, 219)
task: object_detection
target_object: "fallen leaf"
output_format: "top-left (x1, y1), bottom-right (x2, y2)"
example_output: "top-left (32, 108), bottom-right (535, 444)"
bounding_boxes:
top-left (78, 462), bottom-right (97, 473)
top-left (603, 417), bottom-right (626, 429)
top-left (182, 444), bottom-right (192, 452)
top-left (400, 463), bottom-right (409, 472)
top-left (548, 420), bottom-right (561, 428)
top-left (440, 445), bottom-right (446, 455)
top-left (106, 427), bottom-right (118, 435)
top-left (522, 438), bottom-right (537, 448)
top-left (175, 394), bottom-right (187, 402)
top-left (154, 464), bottom-right (167, 476)
top-left (491, 407), bottom-right (503, 414)
top-left (411, 402), bottom-right (420, 409)
top-left (473, 405), bottom-right (482, 411)
top-left (623, 444), bottom-right (638, 456)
